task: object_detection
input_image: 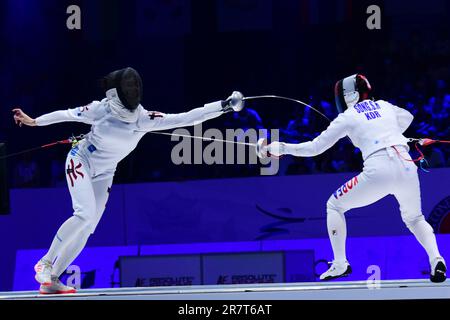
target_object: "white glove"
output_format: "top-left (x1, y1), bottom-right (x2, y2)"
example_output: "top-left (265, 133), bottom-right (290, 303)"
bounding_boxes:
top-left (256, 139), bottom-right (284, 159)
top-left (222, 91), bottom-right (245, 113)
top-left (267, 141), bottom-right (284, 157)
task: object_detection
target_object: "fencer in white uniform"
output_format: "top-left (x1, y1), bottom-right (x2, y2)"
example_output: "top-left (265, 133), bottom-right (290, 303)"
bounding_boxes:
top-left (13, 67), bottom-right (245, 293)
top-left (263, 74), bottom-right (446, 282)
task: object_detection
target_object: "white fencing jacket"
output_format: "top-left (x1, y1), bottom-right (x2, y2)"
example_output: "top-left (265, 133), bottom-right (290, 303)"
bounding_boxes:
top-left (271, 99), bottom-right (413, 160)
top-left (36, 92), bottom-right (223, 178)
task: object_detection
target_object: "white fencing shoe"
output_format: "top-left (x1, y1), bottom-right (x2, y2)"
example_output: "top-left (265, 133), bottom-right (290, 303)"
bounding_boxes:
top-left (34, 259), bottom-right (53, 286)
top-left (320, 260), bottom-right (352, 281)
top-left (430, 257), bottom-right (446, 283)
top-left (39, 276), bottom-right (77, 294)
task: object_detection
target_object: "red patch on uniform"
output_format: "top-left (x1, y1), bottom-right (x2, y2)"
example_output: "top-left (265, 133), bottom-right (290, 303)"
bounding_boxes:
top-left (80, 104), bottom-right (91, 112)
top-left (66, 159), bottom-right (85, 187)
top-left (333, 176), bottom-right (359, 199)
top-left (148, 111), bottom-right (164, 120)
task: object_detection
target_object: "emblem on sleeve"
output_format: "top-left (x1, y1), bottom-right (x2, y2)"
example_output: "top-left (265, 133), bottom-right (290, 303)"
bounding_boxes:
top-left (77, 104), bottom-right (91, 116)
top-left (148, 111), bottom-right (164, 120)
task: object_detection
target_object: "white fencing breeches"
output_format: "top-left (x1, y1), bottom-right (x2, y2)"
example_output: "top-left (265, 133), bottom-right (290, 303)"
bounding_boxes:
top-left (43, 152), bottom-right (113, 277)
top-left (326, 145), bottom-right (441, 263)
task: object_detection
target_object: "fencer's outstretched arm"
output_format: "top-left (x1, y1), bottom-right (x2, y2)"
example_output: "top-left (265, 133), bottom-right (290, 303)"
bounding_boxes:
top-left (137, 102), bottom-right (222, 132)
top-left (13, 101), bottom-right (105, 127)
top-left (268, 113), bottom-right (348, 157)
top-left (138, 92), bottom-right (245, 132)
top-left (13, 92), bottom-right (244, 129)
top-left (33, 101), bottom-right (105, 126)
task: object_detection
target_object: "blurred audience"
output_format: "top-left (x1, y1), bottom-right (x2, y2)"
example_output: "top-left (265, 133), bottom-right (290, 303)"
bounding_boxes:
top-left (2, 17), bottom-right (449, 187)
top-left (13, 154), bottom-right (40, 188)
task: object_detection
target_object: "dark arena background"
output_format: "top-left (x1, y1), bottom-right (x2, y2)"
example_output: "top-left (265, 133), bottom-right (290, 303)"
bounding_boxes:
top-left (0, 0), bottom-right (449, 302)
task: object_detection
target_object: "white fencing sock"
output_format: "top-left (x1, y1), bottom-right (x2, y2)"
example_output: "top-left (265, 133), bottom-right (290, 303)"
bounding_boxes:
top-left (408, 219), bottom-right (441, 261)
top-left (42, 215), bottom-right (89, 264)
top-left (52, 228), bottom-right (91, 277)
top-left (327, 207), bottom-right (347, 263)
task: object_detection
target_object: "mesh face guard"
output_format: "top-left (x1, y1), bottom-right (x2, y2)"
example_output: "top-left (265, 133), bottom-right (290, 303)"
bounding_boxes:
top-left (334, 74), bottom-right (371, 113)
top-left (101, 67), bottom-right (143, 111)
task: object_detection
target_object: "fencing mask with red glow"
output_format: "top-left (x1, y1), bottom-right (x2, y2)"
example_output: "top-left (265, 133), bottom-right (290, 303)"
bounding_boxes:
top-left (334, 74), bottom-right (372, 113)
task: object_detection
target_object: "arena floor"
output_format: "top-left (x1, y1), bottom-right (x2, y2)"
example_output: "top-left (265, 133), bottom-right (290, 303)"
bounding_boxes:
top-left (0, 279), bottom-right (449, 300)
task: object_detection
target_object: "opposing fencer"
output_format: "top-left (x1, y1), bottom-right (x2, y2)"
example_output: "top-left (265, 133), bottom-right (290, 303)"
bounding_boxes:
top-left (13, 67), bottom-right (245, 293)
top-left (262, 74), bottom-right (446, 282)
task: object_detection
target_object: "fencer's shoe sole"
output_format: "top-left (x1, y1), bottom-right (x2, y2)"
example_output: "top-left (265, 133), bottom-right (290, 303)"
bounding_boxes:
top-left (321, 265), bottom-right (352, 281)
top-left (430, 261), bottom-right (447, 283)
top-left (39, 287), bottom-right (77, 294)
top-left (39, 289), bottom-right (77, 294)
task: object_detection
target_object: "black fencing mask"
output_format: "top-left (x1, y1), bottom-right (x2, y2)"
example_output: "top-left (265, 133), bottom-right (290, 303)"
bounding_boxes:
top-left (101, 67), bottom-right (143, 111)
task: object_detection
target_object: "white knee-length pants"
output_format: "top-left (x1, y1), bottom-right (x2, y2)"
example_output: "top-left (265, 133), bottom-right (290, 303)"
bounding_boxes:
top-left (327, 145), bottom-right (425, 229)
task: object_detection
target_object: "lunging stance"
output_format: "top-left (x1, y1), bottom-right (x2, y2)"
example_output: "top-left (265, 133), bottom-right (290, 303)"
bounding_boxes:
top-left (262, 74), bottom-right (446, 282)
top-left (13, 67), bottom-right (244, 293)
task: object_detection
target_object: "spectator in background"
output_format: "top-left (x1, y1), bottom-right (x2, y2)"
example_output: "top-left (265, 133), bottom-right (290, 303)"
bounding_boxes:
top-left (330, 143), bottom-right (354, 173)
top-left (50, 158), bottom-right (66, 187)
top-left (423, 147), bottom-right (446, 169)
top-left (228, 107), bottom-right (263, 131)
top-left (13, 154), bottom-right (40, 188)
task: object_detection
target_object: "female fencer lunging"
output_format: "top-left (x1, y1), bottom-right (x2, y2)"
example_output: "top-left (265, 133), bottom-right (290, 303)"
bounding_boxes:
top-left (262, 74), bottom-right (446, 282)
top-left (13, 67), bottom-right (245, 293)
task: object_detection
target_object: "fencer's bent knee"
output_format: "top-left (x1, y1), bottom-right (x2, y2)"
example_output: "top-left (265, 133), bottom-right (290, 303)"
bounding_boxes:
top-left (327, 195), bottom-right (342, 213)
top-left (72, 200), bottom-right (97, 232)
top-left (73, 213), bottom-right (97, 234)
top-left (402, 213), bottom-right (426, 230)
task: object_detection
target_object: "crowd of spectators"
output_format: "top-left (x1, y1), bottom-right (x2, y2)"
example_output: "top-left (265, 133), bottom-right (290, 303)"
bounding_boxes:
top-left (10, 81), bottom-right (449, 188)
top-left (2, 3), bottom-right (449, 188)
